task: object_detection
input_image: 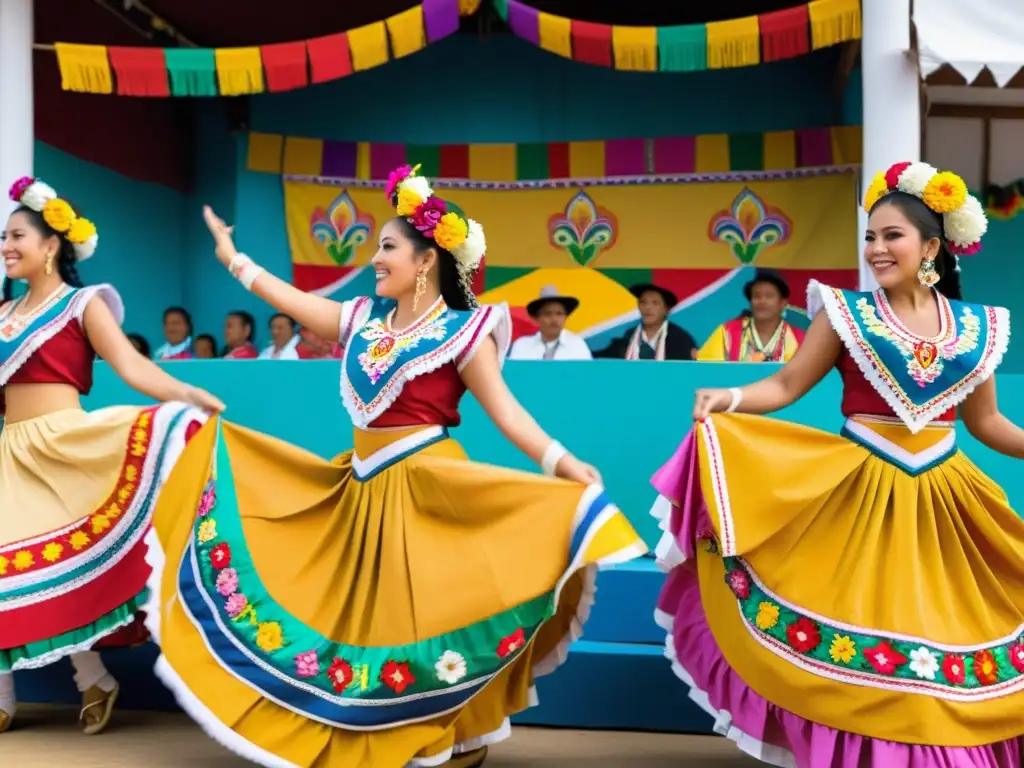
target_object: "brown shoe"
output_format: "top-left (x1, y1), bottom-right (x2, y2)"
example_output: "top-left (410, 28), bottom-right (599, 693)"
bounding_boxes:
top-left (79, 682), bottom-right (119, 736)
top-left (448, 746), bottom-right (488, 767)
top-left (0, 711), bottom-right (10, 734)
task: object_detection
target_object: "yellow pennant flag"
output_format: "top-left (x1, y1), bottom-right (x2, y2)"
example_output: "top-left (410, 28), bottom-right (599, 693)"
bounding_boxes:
top-left (215, 48), bottom-right (265, 96)
top-left (705, 16), bottom-right (760, 69)
top-left (808, 0), bottom-right (862, 49)
top-left (54, 44), bottom-right (113, 94)
top-left (612, 27), bottom-right (658, 71)
top-left (538, 12), bottom-right (573, 58)
top-left (348, 21), bottom-right (390, 71)
top-left (386, 6), bottom-right (426, 59)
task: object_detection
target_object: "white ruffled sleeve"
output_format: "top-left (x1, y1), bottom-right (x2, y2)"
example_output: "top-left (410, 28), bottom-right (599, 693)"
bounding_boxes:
top-left (455, 302), bottom-right (513, 370)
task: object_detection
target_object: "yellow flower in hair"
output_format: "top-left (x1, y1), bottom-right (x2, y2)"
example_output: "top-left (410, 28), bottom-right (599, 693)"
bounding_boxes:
top-left (922, 171), bottom-right (967, 214)
top-left (396, 186), bottom-right (426, 217)
top-left (42, 198), bottom-right (75, 233)
top-left (67, 216), bottom-right (96, 245)
top-left (433, 212), bottom-right (468, 251)
top-left (863, 172), bottom-right (889, 213)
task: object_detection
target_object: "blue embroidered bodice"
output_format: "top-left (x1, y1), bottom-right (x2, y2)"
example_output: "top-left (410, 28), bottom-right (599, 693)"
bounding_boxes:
top-left (813, 281), bottom-right (1009, 433)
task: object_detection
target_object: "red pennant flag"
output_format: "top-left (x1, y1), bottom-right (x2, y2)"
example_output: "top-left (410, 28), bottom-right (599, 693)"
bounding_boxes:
top-left (571, 20), bottom-right (613, 67)
top-left (759, 5), bottom-right (810, 62)
top-left (261, 41), bottom-right (308, 92)
top-left (108, 47), bottom-right (169, 97)
top-left (306, 33), bottom-right (352, 84)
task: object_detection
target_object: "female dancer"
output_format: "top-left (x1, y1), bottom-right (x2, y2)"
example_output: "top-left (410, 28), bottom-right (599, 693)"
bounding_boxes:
top-left (650, 162), bottom-right (1024, 765)
top-left (0, 177), bottom-right (222, 735)
top-left (146, 165), bottom-right (646, 767)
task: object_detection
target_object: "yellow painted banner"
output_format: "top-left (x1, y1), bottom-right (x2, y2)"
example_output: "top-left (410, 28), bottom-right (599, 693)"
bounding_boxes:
top-left (284, 173), bottom-right (857, 272)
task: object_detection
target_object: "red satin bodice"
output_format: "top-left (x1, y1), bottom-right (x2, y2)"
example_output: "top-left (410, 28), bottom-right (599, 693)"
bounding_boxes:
top-left (0, 319), bottom-right (95, 414)
top-left (369, 363), bottom-right (465, 429)
top-left (838, 347), bottom-right (955, 422)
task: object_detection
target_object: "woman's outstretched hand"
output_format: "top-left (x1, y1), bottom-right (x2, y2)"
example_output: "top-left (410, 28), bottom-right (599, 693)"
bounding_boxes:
top-left (692, 388), bottom-right (735, 421)
top-left (185, 386), bottom-right (226, 413)
top-left (555, 454), bottom-right (603, 485)
top-left (203, 206), bottom-right (237, 268)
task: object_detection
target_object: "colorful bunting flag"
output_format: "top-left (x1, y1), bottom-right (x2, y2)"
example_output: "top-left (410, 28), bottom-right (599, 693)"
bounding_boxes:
top-left (260, 41), bottom-right (308, 92)
top-left (571, 20), bottom-right (612, 67)
top-left (759, 6), bottom-right (810, 62)
top-left (307, 33), bottom-right (352, 84)
top-left (386, 6), bottom-right (427, 59)
top-left (54, 43), bottom-right (114, 94)
top-left (107, 47), bottom-right (169, 97)
top-left (808, 0), bottom-right (862, 49)
top-left (164, 48), bottom-right (217, 97)
top-left (215, 47), bottom-right (265, 96)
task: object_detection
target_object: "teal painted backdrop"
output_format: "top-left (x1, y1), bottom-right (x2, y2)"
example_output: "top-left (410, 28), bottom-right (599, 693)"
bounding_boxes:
top-left (84, 360), bottom-right (1024, 548)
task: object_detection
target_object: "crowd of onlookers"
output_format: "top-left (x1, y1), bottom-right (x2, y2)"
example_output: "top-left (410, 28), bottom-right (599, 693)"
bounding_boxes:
top-left (132, 268), bottom-right (804, 365)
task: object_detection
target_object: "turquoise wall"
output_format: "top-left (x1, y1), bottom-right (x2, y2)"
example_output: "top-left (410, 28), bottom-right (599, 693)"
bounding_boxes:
top-left (30, 143), bottom-right (186, 346)
top-left (84, 360), bottom-right (1024, 548)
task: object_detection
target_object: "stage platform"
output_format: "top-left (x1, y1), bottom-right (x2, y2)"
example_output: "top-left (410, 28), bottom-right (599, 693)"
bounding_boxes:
top-left (14, 557), bottom-right (714, 735)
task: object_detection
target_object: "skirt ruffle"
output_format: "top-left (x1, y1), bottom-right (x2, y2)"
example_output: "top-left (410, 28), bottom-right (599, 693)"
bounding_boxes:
top-left (651, 414), bottom-right (1024, 766)
top-left (145, 420), bottom-right (646, 768)
top-left (0, 403), bottom-right (208, 670)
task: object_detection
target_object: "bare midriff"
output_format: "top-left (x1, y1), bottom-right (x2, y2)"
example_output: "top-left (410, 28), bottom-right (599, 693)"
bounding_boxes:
top-left (3, 382), bottom-right (82, 423)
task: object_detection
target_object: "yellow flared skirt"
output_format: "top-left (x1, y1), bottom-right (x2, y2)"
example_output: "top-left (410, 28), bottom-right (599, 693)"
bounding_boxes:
top-left (148, 420), bottom-right (646, 767)
top-left (677, 412), bottom-right (1024, 747)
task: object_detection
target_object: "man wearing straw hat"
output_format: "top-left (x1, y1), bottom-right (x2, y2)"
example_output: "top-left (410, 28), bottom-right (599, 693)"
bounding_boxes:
top-left (509, 285), bottom-right (592, 361)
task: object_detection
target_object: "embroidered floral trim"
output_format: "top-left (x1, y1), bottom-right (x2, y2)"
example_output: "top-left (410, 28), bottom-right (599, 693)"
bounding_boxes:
top-left (0, 408), bottom-right (156, 579)
top-left (811, 281), bottom-right (1010, 434)
top-left (725, 556), bottom-right (1024, 698)
top-left (190, 470), bottom-right (555, 703)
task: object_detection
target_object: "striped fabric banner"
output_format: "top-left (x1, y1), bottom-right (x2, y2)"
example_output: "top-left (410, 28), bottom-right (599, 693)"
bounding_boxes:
top-left (255, 126), bottom-right (863, 179)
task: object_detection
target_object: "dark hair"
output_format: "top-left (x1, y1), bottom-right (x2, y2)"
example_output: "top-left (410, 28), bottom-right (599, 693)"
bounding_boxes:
top-left (2, 205), bottom-right (85, 301)
top-left (225, 311), bottom-right (256, 354)
top-left (389, 216), bottom-right (476, 311)
top-left (270, 312), bottom-right (296, 331)
top-left (869, 191), bottom-right (963, 301)
top-left (127, 333), bottom-right (151, 358)
top-left (163, 306), bottom-right (193, 335)
top-left (195, 333), bottom-right (217, 354)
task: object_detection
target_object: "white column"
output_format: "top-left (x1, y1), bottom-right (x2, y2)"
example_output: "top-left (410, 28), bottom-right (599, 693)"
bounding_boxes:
top-left (859, 0), bottom-right (919, 291)
top-left (0, 0), bottom-right (35, 292)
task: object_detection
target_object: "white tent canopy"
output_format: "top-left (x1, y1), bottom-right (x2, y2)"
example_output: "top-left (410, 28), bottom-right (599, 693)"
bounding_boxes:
top-left (915, 0), bottom-right (1024, 86)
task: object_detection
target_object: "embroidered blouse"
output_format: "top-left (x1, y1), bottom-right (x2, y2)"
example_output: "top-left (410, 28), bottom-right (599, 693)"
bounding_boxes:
top-left (809, 280), bottom-right (1010, 433)
top-left (0, 285), bottom-right (124, 414)
top-left (337, 295), bottom-right (512, 429)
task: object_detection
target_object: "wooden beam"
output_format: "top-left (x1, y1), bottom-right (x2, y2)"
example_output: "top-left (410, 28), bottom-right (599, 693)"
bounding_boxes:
top-left (928, 103), bottom-right (1024, 120)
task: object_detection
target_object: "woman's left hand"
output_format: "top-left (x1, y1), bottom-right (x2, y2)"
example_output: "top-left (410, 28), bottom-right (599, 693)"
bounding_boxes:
top-left (555, 454), bottom-right (603, 485)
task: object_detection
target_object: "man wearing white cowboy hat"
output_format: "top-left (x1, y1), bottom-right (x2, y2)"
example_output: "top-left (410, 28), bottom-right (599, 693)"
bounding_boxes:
top-left (509, 285), bottom-right (593, 361)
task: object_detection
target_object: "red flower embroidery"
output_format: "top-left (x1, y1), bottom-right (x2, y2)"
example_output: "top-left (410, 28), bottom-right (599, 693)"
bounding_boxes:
top-left (942, 654), bottom-right (966, 685)
top-left (725, 570), bottom-right (751, 600)
top-left (380, 661), bottom-right (415, 694)
top-left (497, 628), bottom-right (526, 659)
top-left (328, 658), bottom-right (353, 693)
top-left (1009, 643), bottom-right (1024, 674)
top-left (785, 617), bottom-right (821, 654)
top-left (209, 542), bottom-right (232, 569)
top-left (974, 650), bottom-right (999, 686)
top-left (864, 641), bottom-right (908, 676)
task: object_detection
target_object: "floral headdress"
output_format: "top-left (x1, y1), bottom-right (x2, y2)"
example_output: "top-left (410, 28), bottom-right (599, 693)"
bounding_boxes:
top-left (8, 176), bottom-right (98, 262)
top-left (385, 164), bottom-right (486, 306)
top-left (863, 162), bottom-right (987, 257)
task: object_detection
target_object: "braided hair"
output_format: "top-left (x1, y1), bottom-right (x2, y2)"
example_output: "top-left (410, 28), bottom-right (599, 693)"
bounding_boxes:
top-left (2, 205), bottom-right (85, 302)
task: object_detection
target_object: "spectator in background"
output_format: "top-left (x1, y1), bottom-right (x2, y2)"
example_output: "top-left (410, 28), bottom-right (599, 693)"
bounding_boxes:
top-left (194, 334), bottom-right (218, 359)
top-left (127, 333), bottom-right (150, 358)
top-left (155, 306), bottom-right (193, 360)
top-left (259, 313), bottom-right (301, 359)
top-left (222, 310), bottom-right (258, 359)
top-left (509, 286), bottom-right (592, 361)
top-left (296, 327), bottom-right (342, 359)
top-left (593, 283), bottom-right (698, 361)
top-left (697, 268), bottom-right (804, 362)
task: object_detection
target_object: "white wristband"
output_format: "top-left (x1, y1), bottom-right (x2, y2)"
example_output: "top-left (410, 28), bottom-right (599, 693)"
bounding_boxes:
top-left (725, 387), bottom-right (743, 413)
top-left (541, 440), bottom-right (568, 477)
top-left (229, 252), bottom-right (265, 291)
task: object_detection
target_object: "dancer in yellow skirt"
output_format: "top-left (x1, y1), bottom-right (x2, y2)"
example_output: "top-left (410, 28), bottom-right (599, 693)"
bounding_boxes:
top-left (146, 165), bottom-right (647, 767)
top-left (651, 162), bottom-right (1024, 766)
top-left (0, 177), bottom-right (223, 735)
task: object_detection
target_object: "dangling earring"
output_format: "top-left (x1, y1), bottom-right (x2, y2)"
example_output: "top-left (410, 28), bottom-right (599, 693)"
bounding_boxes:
top-left (44, 253), bottom-right (54, 276)
top-left (413, 271), bottom-right (427, 314)
top-left (917, 258), bottom-right (939, 287)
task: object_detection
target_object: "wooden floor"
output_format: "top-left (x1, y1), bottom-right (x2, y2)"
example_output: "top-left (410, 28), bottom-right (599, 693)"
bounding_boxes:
top-left (3, 706), bottom-right (758, 767)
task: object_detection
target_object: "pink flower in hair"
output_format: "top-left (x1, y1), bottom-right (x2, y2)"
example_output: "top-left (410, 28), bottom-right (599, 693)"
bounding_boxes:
top-left (410, 196), bottom-right (447, 238)
top-left (948, 240), bottom-right (982, 256)
top-left (385, 165), bottom-right (414, 202)
top-left (9, 176), bottom-right (33, 203)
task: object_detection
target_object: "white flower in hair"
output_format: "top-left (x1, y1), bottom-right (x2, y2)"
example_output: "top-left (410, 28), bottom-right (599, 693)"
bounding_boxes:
top-left (944, 194), bottom-right (987, 248)
top-left (452, 218), bottom-right (485, 272)
top-left (75, 233), bottom-right (99, 262)
top-left (20, 181), bottom-right (57, 212)
top-left (401, 174), bottom-right (433, 202)
top-left (896, 162), bottom-right (938, 198)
